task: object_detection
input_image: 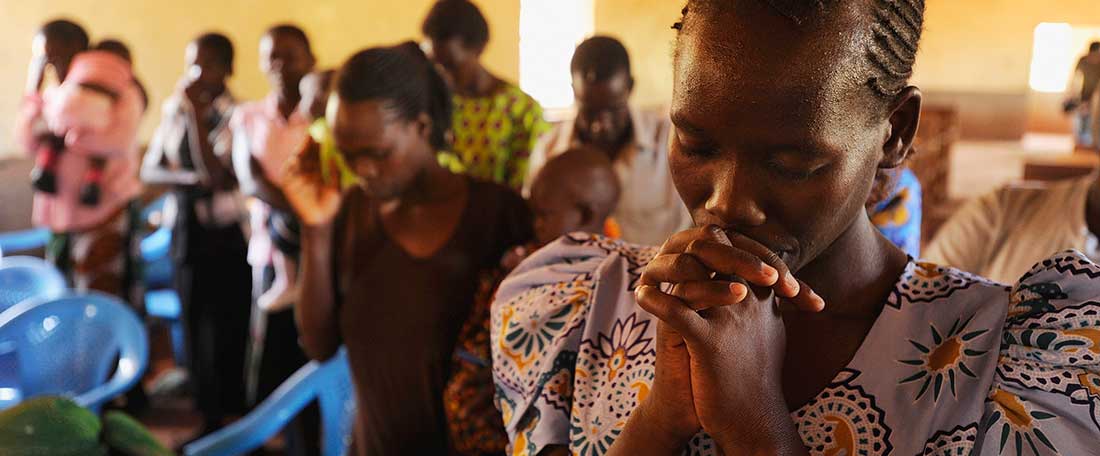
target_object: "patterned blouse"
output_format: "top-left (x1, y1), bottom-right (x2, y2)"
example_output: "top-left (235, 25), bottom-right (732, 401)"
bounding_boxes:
top-left (452, 83), bottom-right (548, 190)
top-left (491, 234), bottom-right (1100, 456)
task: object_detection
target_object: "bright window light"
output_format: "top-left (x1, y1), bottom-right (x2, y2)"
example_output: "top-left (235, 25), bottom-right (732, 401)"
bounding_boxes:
top-left (1029, 23), bottom-right (1075, 93)
top-left (519, 0), bottom-right (595, 115)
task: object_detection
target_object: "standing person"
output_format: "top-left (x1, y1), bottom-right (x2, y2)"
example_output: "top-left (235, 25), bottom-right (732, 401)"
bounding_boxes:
top-left (422, 0), bottom-right (549, 190)
top-left (230, 23), bottom-right (320, 456)
top-left (15, 20), bottom-right (146, 306)
top-left (1066, 42), bottom-right (1100, 148)
top-left (230, 23), bottom-right (313, 402)
top-left (141, 32), bottom-right (252, 439)
top-left (492, 1), bottom-right (1100, 455)
top-left (525, 36), bottom-right (691, 246)
top-left (280, 42), bottom-right (532, 455)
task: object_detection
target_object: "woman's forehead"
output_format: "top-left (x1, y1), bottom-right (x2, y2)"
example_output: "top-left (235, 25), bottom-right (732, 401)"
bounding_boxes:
top-left (332, 100), bottom-right (397, 146)
top-left (672, 5), bottom-right (875, 134)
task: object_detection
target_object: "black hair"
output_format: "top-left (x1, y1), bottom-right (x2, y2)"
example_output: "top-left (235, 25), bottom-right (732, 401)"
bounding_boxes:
top-left (40, 19), bottom-right (90, 51)
top-left (674, 0), bottom-right (926, 99)
top-left (194, 32), bottom-right (235, 70)
top-left (266, 24), bottom-right (313, 54)
top-left (95, 39), bottom-right (131, 63)
top-left (571, 35), bottom-right (632, 82)
top-left (1091, 41), bottom-right (1100, 53)
top-left (421, 0), bottom-right (490, 49)
top-left (336, 42), bottom-right (454, 151)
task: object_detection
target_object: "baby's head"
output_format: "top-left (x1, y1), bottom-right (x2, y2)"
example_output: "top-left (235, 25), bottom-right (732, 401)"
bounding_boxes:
top-left (529, 146), bottom-right (621, 246)
top-left (298, 69), bottom-right (335, 121)
top-left (45, 51), bottom-right (134, 136)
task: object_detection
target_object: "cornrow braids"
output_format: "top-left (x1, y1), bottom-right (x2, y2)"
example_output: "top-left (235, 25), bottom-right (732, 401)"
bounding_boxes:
top-left (673, 0), bottom-right (925, 99)
top-left (866, 0), bottom-right (925, 98)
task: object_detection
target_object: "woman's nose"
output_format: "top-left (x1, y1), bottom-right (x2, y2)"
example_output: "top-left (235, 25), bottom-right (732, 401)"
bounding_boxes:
top-left (704, 169), bottom-right (766, 228)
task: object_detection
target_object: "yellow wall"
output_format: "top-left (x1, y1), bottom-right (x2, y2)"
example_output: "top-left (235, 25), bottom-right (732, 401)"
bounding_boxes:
top-left (0, 0), bottom-right (519, 155)
top-left (593, 0), bottom-right (1100, 103)
top-left (912, 0), bottom-right (1100, 93)
top-left (593, 0), bottom-right (681, 110)
top-left (8, 0), bottom-right (1100, 151)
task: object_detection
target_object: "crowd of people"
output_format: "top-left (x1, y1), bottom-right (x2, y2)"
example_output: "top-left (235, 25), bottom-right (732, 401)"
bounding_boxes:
top-left (6, 0), bottom-right (1100, 455)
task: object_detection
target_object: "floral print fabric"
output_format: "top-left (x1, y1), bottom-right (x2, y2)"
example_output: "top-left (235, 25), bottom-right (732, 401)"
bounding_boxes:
top-left (492, 233), bottom-right (1100, 456)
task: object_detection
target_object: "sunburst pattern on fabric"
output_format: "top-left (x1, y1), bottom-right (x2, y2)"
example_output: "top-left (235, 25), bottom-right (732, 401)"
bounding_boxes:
top-left (899, 315), bottom-right (990, 402)
top-left (983, 388), bottom-right (1059, 456)
top-left (499, 285), bottom-right (587, 374)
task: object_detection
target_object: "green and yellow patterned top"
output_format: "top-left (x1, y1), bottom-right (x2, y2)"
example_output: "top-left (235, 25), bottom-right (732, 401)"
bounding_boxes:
top-left (451, 83), bottom-right (548, 190)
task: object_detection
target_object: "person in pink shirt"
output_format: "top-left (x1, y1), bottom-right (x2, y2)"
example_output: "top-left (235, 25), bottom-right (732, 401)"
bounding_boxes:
top-left (229, 23), bottom-right (319, 456)
top-left (15, 20), bottom-right (145, 306)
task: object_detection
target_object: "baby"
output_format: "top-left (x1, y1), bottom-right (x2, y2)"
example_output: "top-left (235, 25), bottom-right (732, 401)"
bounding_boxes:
top-left (35, 49), bottom-right (143, 207)
top-left (444, 146), bottom-right (622, 454)
top-left (256, 68), bottom-right (339, 312)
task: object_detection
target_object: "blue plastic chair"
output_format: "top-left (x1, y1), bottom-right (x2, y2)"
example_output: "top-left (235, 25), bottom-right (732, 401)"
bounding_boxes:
top-left (141, 226), bottom-right (173, 288)
top-left (137, 195), bottom-right (186, 363)
top-left (0, 292), bottom-right (148, 413)
top-left (0, 228), bottom-right (50, 256)
top-left (0, 256), bottom-right (67, 314)
top-left (184, 348), bottom-right (356, 456)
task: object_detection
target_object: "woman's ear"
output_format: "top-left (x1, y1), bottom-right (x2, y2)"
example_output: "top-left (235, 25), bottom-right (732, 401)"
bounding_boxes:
top-left (880, 86), bottom-right (922, 169)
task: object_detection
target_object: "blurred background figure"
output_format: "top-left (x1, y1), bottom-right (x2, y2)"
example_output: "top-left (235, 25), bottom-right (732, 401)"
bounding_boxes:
top-left (1065, 41), bottom-right (1100, 149)
top-left (525, 35), bottom-right (689, 246)
top-left (422, 0), bottom-right (548, 190)
top-left (141, 31), bottom-right (253, 442)
top-left (230, 23), bottom-right (321, 456)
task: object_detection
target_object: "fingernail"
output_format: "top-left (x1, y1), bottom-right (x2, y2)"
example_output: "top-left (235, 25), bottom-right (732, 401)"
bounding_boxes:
top-left (729, 282), bottom-right (748, 298)
top-left (810, 289), bottom-right (825, 312)
top-left (784, 272), bottom-right (800, 294)
top-left (761, 264), bottom-right (779, 283)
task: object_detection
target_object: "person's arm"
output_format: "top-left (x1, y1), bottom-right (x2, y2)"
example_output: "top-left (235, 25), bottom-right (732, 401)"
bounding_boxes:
top-left (296, 222), bottom-right (341, 360)
top-left (230, 128), bottom-right (293, 211)
top-left (188, 104), bottom-right (236, 192)
top-left (976, 250), bottom-right (1100, 455)
top-left (923, 188), bottom-right (1003, 274)
top-left (140, 118), bottom-right (201, 188)
top-left (280, 140), bottom-right (345, 360)
top-left (13, 93), bottom-right (47, 156)
top-left (1066, 60), bottom-right (1085, 104)
top-left (1091, 87), bottom-right (1100, 145)
top-left (25, 53), bottom-right (47, 96)
top-left (246, 156), bottom-right (293, 212)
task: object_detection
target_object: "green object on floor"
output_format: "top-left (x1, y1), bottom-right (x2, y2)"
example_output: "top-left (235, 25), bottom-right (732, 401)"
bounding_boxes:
top-left (0, 396), bottom-right (171, 456)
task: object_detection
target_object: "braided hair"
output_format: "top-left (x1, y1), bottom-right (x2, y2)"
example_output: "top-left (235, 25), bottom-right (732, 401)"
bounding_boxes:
top-left (336, 42), bottom-right (454, 151)
top-left (674, 0), bottom-right (926, 100)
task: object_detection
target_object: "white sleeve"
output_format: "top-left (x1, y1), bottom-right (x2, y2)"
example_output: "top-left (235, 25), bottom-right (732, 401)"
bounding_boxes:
top-left (924, 189), bottom-right (1005, 274)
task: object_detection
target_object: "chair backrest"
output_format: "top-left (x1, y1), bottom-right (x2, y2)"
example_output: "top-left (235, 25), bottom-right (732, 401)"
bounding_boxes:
top-left (0, 256), bottom-right (67, 314)
top-left (0, 292), bottom-right (148, 412)
top-left (183, 348), bottom-right (355, 456)
top-left (0, 228), bottom-right (50, 256)
top-left (314, 350), bottom-right (355, 456)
